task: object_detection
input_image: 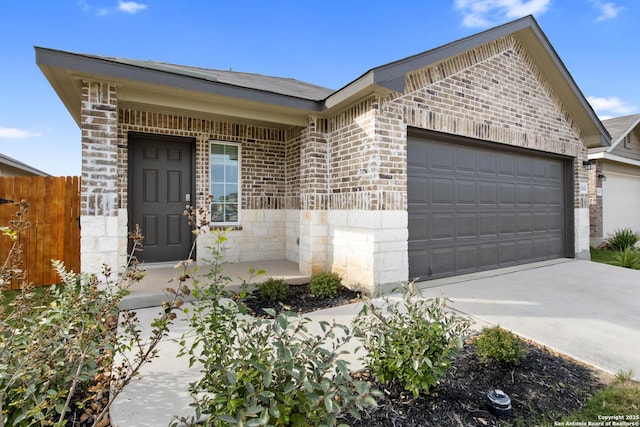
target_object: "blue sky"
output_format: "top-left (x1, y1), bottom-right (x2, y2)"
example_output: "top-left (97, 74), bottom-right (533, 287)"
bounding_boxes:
top-left (1, 0), bottom-right (638, 176)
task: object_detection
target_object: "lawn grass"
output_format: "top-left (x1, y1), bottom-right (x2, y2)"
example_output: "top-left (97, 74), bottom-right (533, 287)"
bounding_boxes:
top-left (543, 377), bottom-right (640, 425)
top-left (590, 247), bottom-right (618, 264)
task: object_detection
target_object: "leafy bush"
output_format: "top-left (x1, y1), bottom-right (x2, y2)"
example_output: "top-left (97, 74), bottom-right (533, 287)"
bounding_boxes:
top-left (605, 228), bottom-right (640, 251)
top-left (611, 248), bottom-right (640, 270)
top-left (474, 326), bottom-right (527, 364)
top-left (353, 284), bottom-right (470, 398)
top-left (309, 272), bottom-right (342, 299)
top-left (174, 234), bottom-right (379, 426)
top-left (256, 278), bottom-right (290, 302)
top-left (0, 203), bottom-right (184, 426)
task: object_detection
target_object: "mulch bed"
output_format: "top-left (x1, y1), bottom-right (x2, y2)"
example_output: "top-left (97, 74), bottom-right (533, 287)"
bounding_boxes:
top-left (241, 282), bottom-right (363, 317)
top-left (244, 284), bottom-right (606, 426)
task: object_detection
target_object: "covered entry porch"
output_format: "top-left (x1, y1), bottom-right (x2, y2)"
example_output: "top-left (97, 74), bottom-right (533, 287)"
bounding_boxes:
top-left (119, 259), bottom-right (309, 310)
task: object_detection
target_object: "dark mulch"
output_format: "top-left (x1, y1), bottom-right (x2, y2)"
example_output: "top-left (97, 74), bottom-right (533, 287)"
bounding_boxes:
top-left (244, 284), bottom-right (606, 426)
top-left (241, 283), bottom-right (363, 317)
top-left (341, 341), bottom-right (604, 426)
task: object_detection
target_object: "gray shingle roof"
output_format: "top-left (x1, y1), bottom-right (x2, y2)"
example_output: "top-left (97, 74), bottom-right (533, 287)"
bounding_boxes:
top-left (83, 54), bottom-right (335, 101)
top-left (602, 114), bottom-right (640, 142)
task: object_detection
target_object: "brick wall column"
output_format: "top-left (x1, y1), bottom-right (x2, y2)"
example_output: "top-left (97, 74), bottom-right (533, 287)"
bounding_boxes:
top-left (298, 116), bottom-right (328, 275)
top-left (588, 160), bottom-right (604, 247)
top-left (80, 81), bottom-right (121, 274)
top-left (81, 81), bottom-right (118, 216)
top-left (300, 116), bottom-right (328, 209)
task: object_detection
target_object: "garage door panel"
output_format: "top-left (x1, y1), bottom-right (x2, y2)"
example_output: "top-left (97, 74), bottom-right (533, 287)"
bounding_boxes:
top-left (498, 241), bottom-right (518, 264)
top-left (479, 213), bottom-right (498, 236)
top-left (517, 158), bottom-right (532, 178)
top-left (533, 212), bottom-right (548, 231)
top-left (517, 183), bottom-right (532, 205)
top-left (408, 213), bottom-right (429, 240)
top-left (479, 243), bottom-right (499, 267)
top-left (532, 160), bottom-right (547, 179)
top-left (479, 181), bottom-right (497, 205)
top-left (430, 146), bottom-right (454, 170)
top-left (498, 155), bottom-right (516, 176)
top-left (548, 212), bottom-right (563, 231)
top-left (457, 213), bottom-right (477, 238)
top-left (456, 245), bottom-right (478, 272)
top-left (499, 213), bottom-right (516, 234)
top-left (432, 214), bottom-right (454, 240)
top-left (408, 136), bottom-right (568, 280)
top-left (432, 178), bottom-right (455, 204)
top-left (407, 176), bottom-right (428, 204)
top-left (478, 153), bottom-right (497, 175)
top-left (517, 213), bottom-right (533, 233)
top-left (533, 185), bottom-right (548, 205)
top-left (499, 183), bottom-right (516, 205)
top-left (456, 149), bottom-right (476, 173)
top-left (517, 239), bottom-right (533, 261)
top-left (548, 187), bottom-right (563, 206)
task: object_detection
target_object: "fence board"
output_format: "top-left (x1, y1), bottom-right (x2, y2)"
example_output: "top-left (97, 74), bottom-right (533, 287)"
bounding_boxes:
top-left (0, 176), bottom-right (81, 289)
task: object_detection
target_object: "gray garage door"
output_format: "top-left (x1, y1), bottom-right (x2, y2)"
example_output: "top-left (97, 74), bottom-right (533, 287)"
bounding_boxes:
top-left (408, 133), bottom-right (572, 280)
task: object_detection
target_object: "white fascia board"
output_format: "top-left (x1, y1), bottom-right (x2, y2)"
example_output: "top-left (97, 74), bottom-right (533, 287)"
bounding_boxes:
top-left (589, 151), bottom-right (640, 167)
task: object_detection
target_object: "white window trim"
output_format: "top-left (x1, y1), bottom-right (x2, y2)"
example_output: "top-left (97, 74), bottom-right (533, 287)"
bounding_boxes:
top-left (209, 140), bottom-right (241, 225)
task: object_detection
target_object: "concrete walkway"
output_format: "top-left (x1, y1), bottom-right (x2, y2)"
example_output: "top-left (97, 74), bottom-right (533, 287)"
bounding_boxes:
top-left (119, 259), bottom-right (309, 310)
top-left (110, 258), bottom-right (640, 426)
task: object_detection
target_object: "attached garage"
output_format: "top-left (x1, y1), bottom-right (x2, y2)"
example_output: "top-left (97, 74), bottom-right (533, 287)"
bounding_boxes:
top-left (408, 130), bottom-right (574, 280)
top-left (602, 171), bottom-right (640, 237)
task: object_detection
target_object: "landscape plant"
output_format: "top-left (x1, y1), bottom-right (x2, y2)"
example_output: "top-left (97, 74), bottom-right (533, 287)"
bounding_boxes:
top-left (474, 326), bottom-right (528, 364)
top-left (173, 230), bottom-right (379, 426)
top-left (353, 284), bottom-right (470, 398)
top-left (610, 247), bottom-right (640, 270)
top-left (309, 272), bottom-right (342, 299)
top-left (605, 227), bottom-right (640, 251)
top-left (0, 203), bottom-right (184, 426)
top-left (255, 278), bottom-right (290, 302)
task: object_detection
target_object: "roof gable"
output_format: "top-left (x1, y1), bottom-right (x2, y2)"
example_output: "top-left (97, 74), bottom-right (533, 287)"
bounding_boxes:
top-left (36, 15), bottom-right (608, 147)
top-left (602, 114), bottom-right (640, 149)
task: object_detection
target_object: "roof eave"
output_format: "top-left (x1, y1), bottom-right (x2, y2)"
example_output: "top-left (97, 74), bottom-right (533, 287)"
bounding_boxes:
top-left (35, 47), bottom-right (325, 127)
top-left (326, 15), bottom-right (610, 149)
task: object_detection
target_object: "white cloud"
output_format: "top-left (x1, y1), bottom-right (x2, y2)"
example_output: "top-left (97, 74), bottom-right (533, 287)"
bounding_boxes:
top-left (118, 1), bottom-right (147, 14)
top-left (78, 1), bottom-right (147, 16)
top-left (588, 1), bottom-right (624, 21)
top-left (455, 0), bottom-right (551, 28)
top-left (0, 126), bottom-right (43, 139)
top-left (587, 96), bottom-right (638, 117)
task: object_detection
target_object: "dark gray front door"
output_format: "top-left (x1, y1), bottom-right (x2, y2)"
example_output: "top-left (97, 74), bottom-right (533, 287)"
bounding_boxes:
top-left (129, 133), bottom-right (194, 263)
top-left (408, 132), bottom-right (572, 280)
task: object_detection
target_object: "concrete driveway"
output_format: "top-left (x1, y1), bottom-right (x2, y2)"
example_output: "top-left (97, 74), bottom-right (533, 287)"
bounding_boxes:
top-left (416, 259), bottom-right (640, 380)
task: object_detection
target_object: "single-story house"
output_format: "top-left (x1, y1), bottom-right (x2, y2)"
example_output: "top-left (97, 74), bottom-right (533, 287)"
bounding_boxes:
top-left (0, 153), bottom-right (50, 177)
top-left (588, 114), bottom-right (640, 246)
top-left (36, 15), bottom-right (609, 293)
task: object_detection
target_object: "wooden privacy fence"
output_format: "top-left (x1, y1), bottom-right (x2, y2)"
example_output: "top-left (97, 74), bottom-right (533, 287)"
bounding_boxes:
top-left (0, 176), bottom-right (80, 289)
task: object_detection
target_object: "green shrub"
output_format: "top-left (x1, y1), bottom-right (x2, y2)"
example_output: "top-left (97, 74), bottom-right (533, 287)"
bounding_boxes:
top-left (605, 228), bottom-right (640, 251)
top-left (353, 284), bottom-right (470, 398)
top-left (309, 272), bottom-right (342, 299)
top-left (256, 278), bottom-right (290, 302)
top-left (474, 326), bottom-right (527, 364)
top-left (611, 248), bottom-right (640, 270)
top-left (176, 238), bottom-right (379, 426)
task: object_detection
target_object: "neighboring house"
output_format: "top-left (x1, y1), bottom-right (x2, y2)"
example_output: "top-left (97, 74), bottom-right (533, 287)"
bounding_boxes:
top-left (36, 15), bottom-right (608, 293)
top-left (0, 153), bottom-right (50, 177)
top-left (588, 114), bottom-right (640, 246)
